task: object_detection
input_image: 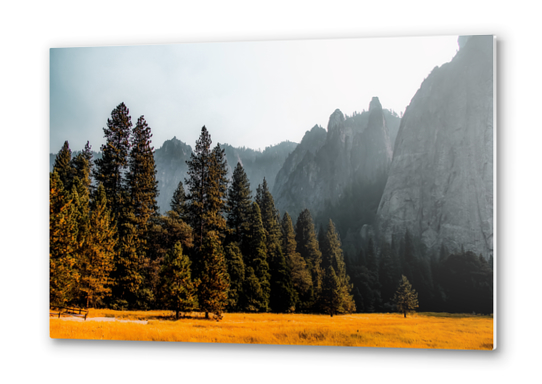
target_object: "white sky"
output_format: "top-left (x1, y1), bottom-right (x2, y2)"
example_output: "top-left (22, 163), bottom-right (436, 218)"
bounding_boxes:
top-left (50, 35), bottom-right (459, 153)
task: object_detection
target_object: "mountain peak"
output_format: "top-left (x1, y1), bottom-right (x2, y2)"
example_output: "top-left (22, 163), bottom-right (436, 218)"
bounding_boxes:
top-left (369, 97), bottom-right (382, 112)
top-left (327, 109), bottom-right (345, 132)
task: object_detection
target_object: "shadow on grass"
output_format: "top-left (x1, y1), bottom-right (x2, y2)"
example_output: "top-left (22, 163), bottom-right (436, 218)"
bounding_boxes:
top-left (419, 312), bottom-right (493, 319)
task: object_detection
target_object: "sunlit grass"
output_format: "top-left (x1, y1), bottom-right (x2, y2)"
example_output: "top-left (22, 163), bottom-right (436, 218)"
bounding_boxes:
top-left (50, 311), bottom-right (493, 350)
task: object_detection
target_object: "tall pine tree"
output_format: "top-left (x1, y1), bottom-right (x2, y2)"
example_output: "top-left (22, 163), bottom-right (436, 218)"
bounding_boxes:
top-left (225, 162), bottom-right (252, 244)
top-left (78, 183), bottom-right (116, 308)
top-left (50, 172), bottom-right (79, 306)
top-left (320, 219), bottom-right (355, 313)
top-left (94, 103), bottom-right (132, 221)
top-left (295, 209), bottom-right (323, 310)
top-left (256, 179), bottom-right (295, 313)
top-left (281, 212), bottom-right (312, 309)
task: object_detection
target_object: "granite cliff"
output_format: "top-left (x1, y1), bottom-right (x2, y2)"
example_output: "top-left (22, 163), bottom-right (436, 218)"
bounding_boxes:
top-left (375, 35), bottom-right (494, 258)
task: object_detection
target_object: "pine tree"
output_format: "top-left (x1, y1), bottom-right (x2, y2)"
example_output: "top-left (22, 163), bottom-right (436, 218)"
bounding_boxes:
top-left (242, 202), bottom-right (271, 312)
top-left (78, 184), bottom-right (116, 308)
top-left (255, 180), bottom-right (295, 313)
top-left (321, 266), bottom-right (341, 317)
top-left (128, 115), bottom-right (159, 237)
top-left (224, 242), bottom-right (245, 311)
top-left (94, 102), bottom-right (132, 221)
top-left (225, 162), bottom-right (252, 244)
top-left (113, 210), bottom-right (143, 308)
top-left (158, 242), bottom-right (198, 319)
top-left (72, 141), bottom-right (93, 191)
top-left (394, 275), bottom-right (419, 318)
top-left (53, 141), bottom-right (75, 191)
top-left (127, 116), bottom-right (159, 308)
top-left (320, 219), bottom-right (355, 313)
top-left (50, 172), bottom-right (79, 306)
top-left (243, 267), bottom-right (264, 313)
top-left (170, 180), bottom-right (188, 220)
top-left (185, 126), bottom-right (228, 248)
top-left (294, 209), bottom-right (323, 310)
top-left (281, 212), bottom-right (312, 309)
top-left (198, 232), bottom-right (229, 320)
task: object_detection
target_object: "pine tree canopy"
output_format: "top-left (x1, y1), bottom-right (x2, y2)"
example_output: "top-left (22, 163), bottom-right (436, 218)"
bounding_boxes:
top-left (226, 162), bottom-right (252, 244)
top-left (281, 212), bottom-right (312, 306)
top-left (53, 141), bottom-right (76, 191)
top-left (170, 180), bottom-right (187, 220)
top-left (128, 115), bottom-right (159, 233)
top-left (185, 127), bottom-right (228, 248)
top-left (94, 102), bottom-right (132, 219)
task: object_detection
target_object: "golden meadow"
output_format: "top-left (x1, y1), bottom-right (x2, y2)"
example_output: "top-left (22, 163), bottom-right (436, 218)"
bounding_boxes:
top-left (50, 310), bottom-right (493, 350)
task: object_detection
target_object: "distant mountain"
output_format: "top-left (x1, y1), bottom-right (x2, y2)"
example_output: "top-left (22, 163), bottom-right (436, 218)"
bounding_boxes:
top-left (272, 99), bottom-right (400, 257)
top-left (151, 137), bottom-right (297, 213)
top-left (375, 35), bottom-right (494, 258)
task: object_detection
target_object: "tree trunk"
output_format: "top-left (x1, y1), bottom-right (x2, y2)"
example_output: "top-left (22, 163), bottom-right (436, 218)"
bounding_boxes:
top-left (404, 311), bottom-right (407, 318)
top-left (176, 310), bottom-right (179, 320)
top-left (205, 311), bottom-right (209, 319)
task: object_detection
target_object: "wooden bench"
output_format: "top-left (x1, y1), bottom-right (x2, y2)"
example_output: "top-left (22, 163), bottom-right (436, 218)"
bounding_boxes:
top-left (50, 306), bottom-right (89, 320)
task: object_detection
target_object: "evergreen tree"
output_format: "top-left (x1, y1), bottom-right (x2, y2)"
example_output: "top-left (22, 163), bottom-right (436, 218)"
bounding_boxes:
top-left (224, 242), bottom-right (245, 311)
top-left (185, 126), bottom-right (228, 248)
top-left (170, 180), bottom-right (188, 220)
top-left (198, 231), bottom-right (229, 320)
top-left (127, 116), bottom-right (160, 308)
top-left (242, 202), bottom-right (271, 312)
top-left (50, 172), bottom-right (79, 306)
top-left (128, 115), bottom-right (159, 237)
top-left (53, 141), bottom-right (75, 191)
top-left (294, 209), bottom-right (323, 310)
top-left (225, 162), bottom-right (252, 244)
top-left (256, 179), bottom-right (295, 313)
top-left (321, 266), bottom-right (341, 317)
top-left (158, 242), bottom-right (198, 319)
top-left (146, 211), bottom-right (194, 306)
top-left (78, 184), bottom-right (116, 308)
top-left (281, 212), bottom-right (312, 309)
top-left (320, 219), bottom-right (355, 313)
top-left (72, 141), bottom-right (93, 191)
top-left (394, 275), bottom-right (419, 318)
top-left (94, 102), bottom-right (132, 221)
top-left (243, 267), bottom-right (264, 313)
top-left (113, 210), bottom-right (143, 308)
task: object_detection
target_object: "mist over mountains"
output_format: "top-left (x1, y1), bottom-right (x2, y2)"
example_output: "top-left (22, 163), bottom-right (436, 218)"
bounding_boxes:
top-left (50, 35), bottom-right (493, 261)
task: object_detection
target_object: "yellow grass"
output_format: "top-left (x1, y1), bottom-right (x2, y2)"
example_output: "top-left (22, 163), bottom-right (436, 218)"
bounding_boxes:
top-left (50, 310), bottom-right (494, 350)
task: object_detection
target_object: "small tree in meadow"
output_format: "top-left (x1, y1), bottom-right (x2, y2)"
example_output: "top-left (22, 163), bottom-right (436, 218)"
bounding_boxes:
top-left (393, 275), bottom-right (419, 318)
top-left (159, 242), bottom-right (198, 319)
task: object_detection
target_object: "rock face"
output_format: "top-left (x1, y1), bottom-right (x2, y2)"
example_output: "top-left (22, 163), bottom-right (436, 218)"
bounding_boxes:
top-left (375, 35), bottom-right (494, 258)
top-left (273, 99), bottom-right (400, 228)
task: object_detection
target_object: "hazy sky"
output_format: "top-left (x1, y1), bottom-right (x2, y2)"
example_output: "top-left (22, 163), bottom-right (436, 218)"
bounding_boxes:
top-left (50, 35), bottom-right (459, 153)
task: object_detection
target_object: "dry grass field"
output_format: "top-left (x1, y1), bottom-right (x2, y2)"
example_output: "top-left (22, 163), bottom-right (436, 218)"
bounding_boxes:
top-left (50, 310), bottom-right (493, 350)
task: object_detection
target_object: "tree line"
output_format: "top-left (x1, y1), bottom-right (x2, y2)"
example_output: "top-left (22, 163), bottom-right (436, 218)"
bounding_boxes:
top-left (50, 102), bottom-right (493, 319)
top-left (50, 102), bottom-right (357, 319)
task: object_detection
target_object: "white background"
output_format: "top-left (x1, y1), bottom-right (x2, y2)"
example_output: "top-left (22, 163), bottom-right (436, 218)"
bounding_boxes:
top-left (1, 1), bottom-right (539, 383)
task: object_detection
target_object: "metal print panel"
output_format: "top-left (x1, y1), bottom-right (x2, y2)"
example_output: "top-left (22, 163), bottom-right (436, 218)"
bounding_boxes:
top-left (49, 35), bottom-right (495, 350)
